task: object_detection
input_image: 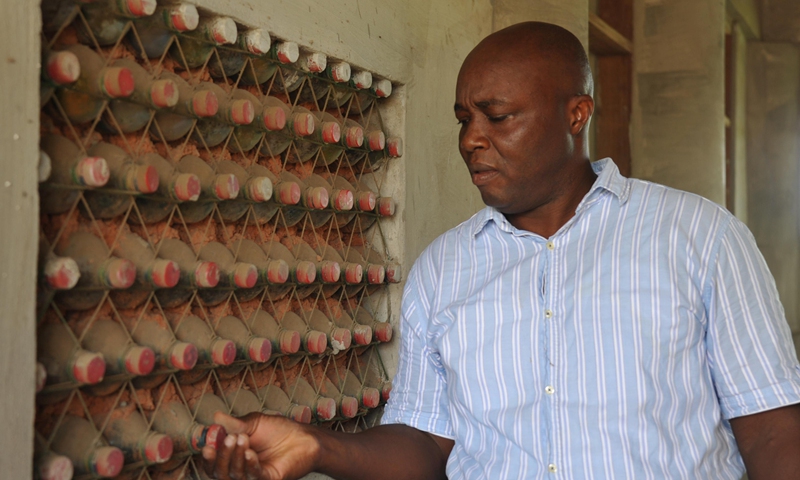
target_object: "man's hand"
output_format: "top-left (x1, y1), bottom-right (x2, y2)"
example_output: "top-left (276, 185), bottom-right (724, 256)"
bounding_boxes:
top-left (730, 403), bottom-right (800, 479)
top-left (201, 412), bottom-right (320, 480)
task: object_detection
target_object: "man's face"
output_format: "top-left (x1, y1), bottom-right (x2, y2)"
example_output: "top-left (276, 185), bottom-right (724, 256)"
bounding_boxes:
top-left (455, 51), bottom-right (573, 215)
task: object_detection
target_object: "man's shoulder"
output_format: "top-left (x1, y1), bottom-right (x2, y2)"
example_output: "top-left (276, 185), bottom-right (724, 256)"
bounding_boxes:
top-left (412, 208), bottom-right (490, 267)
top-left (627, 177), bottom-right (733, 220)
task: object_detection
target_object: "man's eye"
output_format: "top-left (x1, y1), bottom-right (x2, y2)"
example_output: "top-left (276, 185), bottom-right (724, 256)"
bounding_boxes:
top-left (456, 118), bottom-right (469, 126)
top-left (488, 115), bottom-right (508, 123)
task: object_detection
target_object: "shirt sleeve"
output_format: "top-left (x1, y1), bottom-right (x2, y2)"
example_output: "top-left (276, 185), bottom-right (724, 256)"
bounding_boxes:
top-left (705, 217), bottom-right (800, 420)
top-left (381, 255), bottom-right (455, 439)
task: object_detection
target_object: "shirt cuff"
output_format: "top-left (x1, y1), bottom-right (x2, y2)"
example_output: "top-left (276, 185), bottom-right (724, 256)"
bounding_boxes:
top-left (381, 405), bottom-right (456, 440)
top-left (719, 365), bottom-right (800, 420)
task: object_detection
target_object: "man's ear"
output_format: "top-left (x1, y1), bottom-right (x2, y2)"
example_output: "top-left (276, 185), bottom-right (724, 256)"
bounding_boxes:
top-left (569, 94), bottom-right (594, 135)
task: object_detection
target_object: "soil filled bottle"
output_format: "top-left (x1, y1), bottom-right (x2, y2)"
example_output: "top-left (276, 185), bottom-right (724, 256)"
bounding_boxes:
top-left (109, 230), bottom-right (180, 309)
top-left (246, 164), bottom-right (300, 225)
top-left (284, 106), bottom-right (341, 163)
top-left (35, 449), bottom-right (74, 480)
top-left (259, 240), bottom-right (315, 300)
top-left (245, 309), bottom-right (301, 356)
top-left (209, 28), bottom-right (271, 79)
top-left (355, 245), bottom-right (396, 295)
top-left (130, 3), bottom-right (200, 59)
top-left (168, 315), bottom-right (236, 367)
top-left (282, 377), bottom-right (336, 422)
top-left (318, 246), bottom-right (361, 298)
top-left (102, 59), bottom-right (179, 134)
top-left (150, 400), bottom-right (226, 454)
top-left (192, 82), bottom-right (255, 147)
top-left (225, 389), bottom-right (277, 416)
top-left (332, 310), bottom-right (372, 346)
top-left (56, 45), bottom-right (135, 124)
top-left (191, 392), bottom-right (229, 426)
top-left (151, 71), bottom-right (219, 141)
top-left (318, 377), bottom-right (359, 419)
top-left (365, 135), bottom-right (403, 171)
top-left (39, 134), bottom-right (110, 215)
top-left (352, 77), bottom-right (392, 113)
top-left (258, 104), bottom-right (315, 158)
top-left (175, 155), bottom-right (240, 224)
top-left (41, 251), bottom-right (81, 291)
top-left (352, 355), bottom-right (392, 403)
top-left (215, 159), bottom-right (273, 223)
top-left (214, 315), bottom-right (272, 363)
top-left (276, 171), bottom-right (328, 227)
top-left (79, 0), bottom-right (157, 46)
top-left (97, 409), bottom-right (173, 465)
top-left (41, 49), bottom-right (80, 106)
top-left (306, 173), bottom-right (353, 227)
top-left (229, 92), bottom-right (288, 154)
top-left (196, 242), bottom-right (257, 306)
top-left (240, 41), bottom-right (298, 87)
top-left (279, 311), bottom-right (327, 355)
top-left (229, 238), bottom-right (289, 302)
top-left (329, 369), bottom-right (380, 409)
top-left (330, 69), bottom-right (372, 108)
top-left (340, 180), bottom-right (394, 233)
top-left (283, 239), bottom-right (341, 295)
top-left (130, 316), bottom-right (198, 371)
top-left (342, 246), bottom-right (385, 286)
top-left (329, 176), bottom-right (370, 228)
top-left (350, 305), bottom-right (392, 344)
top-left (38, 321), bottom-right (106, 386)
top-left (272, 50), bottom-right (323, 95)
top-left (302, 308), bottom-right (351, 353)
top-left (50, 416), bottom-right (124, 478)
top-left (257, 384), bottom-right (312, 424)
top-left (54, 231), bottom-right (136, 310)
top-left (294, 59), bottom-right (351, 107)
top-left (154, 238), bottom-right (219, 308)
top-left (81, 319), bottom-right (155, 376)
top-left (170, 16), bottom-right (237, 69)
top-left (135, 153), bottom-right (202, 224)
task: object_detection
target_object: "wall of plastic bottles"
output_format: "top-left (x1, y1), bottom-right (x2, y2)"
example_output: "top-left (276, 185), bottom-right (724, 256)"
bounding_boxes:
top-left (35, 0), bottom-right (401, 478)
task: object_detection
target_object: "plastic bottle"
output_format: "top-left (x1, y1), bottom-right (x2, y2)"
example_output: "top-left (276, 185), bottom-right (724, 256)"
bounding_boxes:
top-left (130, 3), bottom-right (200, 59)
top-left (191, 392), bottom-right (229, 426)
top-left (37, 321), bottom-right (106, 385)
top-left (256, 385), bottom-right (312, 424)
top-left (49, 416), bottom-right (124, 478)
top-left (341, 246), bottom-right (385, 286)
top-left (208, 28), bottom-right (271, 79)
top-left (282, 377), bottom-right (336, 422)
top-left (330, 69), bottom-right (372, 108)
top-left (329, 369), bottom-right (380, 409)
top-left (329, 176), bottom-right (370, 228)
top-left (245, 309), bottom-right (301, 356)
top-left (195, 242), bottom-right (257, 306)
top-left (151, 71), bottom-right (219, 141)
top-left (340, 181), bottom-right (395, 233)
top-left (272, 50), bottom-right (324, 94)
top-left (129, 317), bottom-right (198, 370)
top-left (150, 400), bottom-right (226, 454)
top-left (153, 238), bottom-right (219, 308)
top-left (352, 355), bottom-right (392, 404)
top-left (229, 238), bottom-right (289, 302)
top-left (215, 159), bottom-right (274, 223)
top-left (79, 0), bottom-right (157, 46)
top-left (365, 135), bottom-right (403, 171)
top-left (240, 41), bottom-right (298, 86)
top-left (40, 251), bottom-right (81, 291)
top-left (175, 155), bottom-right (240, 224)
top-left (283, 239), bottom-right (341, 287)
top-left (55, 45), bottom-right (135, 124)
top-left (305, 173), bottom-right (353, 227)
top-left (245, 164), bottom-right (300, 225)
top-left (318, 246), bottom-right (361, 298)
top-left (352, 77), bottom-right (392, 113)
top-left (258, 103), bottom-right (315, 158)
top-left (192, 82), bottom-right (255, 147)
top-left (107, 230), bottom-right (179, 308)
top-left (171, 16), bottom-right (237, 69)
top-left (284, 106), bottom-right (341, 163)
top-left (54, 231), bottom-right (136, 310)
top-left (295, 59), bottom-right (351, 106)
top-left (275, 171), bottom-right (328, 227)
top-left (259, 240), bottom-right (316, 296)
top-left (35, 449), bottom-right (74, 480)
top-left (135, 153), bottom-right (202, 224)
top-left (332, 310), bottom-right (372, 346)
top-left (39, 134), bottom-right (110, 215)
top-left (81, 319), bottom-right (155, 376)
top-left (102, 59), bottom-right (179, 133)
top-left (278, 311), bottom-right (327, 355)
top-left (349, 305), bottom-right (392, 344)
top-left (97, 409), bottom-right (173, 465)
top-left (168, 315), bottom-right (236, 367)
top-left (302, 308), bottom-right (351, 353)
top-left (318, 377), bottom-right (359, 419)
top-left (229, 92), bottom-right (289, 154)
top-left (214, 315), bottom-right (272, 363)
top-left (41, 50), bottom-right (80, 106)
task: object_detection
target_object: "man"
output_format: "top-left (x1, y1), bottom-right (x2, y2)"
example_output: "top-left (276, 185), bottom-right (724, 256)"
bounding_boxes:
top-left (202, 22), bottom-right (800, 479)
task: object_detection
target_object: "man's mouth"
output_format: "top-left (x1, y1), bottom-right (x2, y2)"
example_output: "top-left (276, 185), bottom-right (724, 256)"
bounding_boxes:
top-left (470, 166), bottom-right (499, 186)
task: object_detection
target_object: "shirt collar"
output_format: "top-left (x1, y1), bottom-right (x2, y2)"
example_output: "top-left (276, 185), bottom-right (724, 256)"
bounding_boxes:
top-left (470, 158), bottom-right (631, 237)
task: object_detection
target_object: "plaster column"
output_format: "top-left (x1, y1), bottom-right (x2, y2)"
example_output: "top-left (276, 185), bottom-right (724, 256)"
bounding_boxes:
top-left (631, 0), bottom-right (726, 205)
top-left (492, 0), bottom-right (589, 48)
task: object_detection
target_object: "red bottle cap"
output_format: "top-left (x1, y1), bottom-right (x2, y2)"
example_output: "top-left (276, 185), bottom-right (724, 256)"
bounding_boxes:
top-left (151, 259), bottom-right (180, 288)
top-left (319, 260), bottom-right (341, 283)
top-left (45, 256), bottom-right (80, 290)
top-left (288, 404), bottom-right (312, 424)
top-left (247, 337), bottom-right (272, 362)
top-left (278, 330), bottom-right (301, 354)
top-left (75, 156), bottom-right (110, 187)
top-left (102, 67), bottom-right (135, 98)
top-left (333, 189), bottom-right (354, 211)
top-left (144, 432), bottom-right (173, 464)
top-left (105, 258), bottom-right (137, 289)
top-left (305, 53), bottom-right (327, 73)
top-left (340, 396), bottom-right (359, 419)
top-left (344, 263), bottom-right (363, 284)
top-left (275, 42), bottom-right (299, 64)
top-left (92, 447), bottom-right (124, 478)
top-left (170, 341), bottom-right (198, 370)
top-left (233, 262), bottom-right (258, 288)
top-left (211, 338), bottom-right (236, 365)
top-left (361, 387), bottom-right (380, 409)
top-left (294, 260), bottom-right (316, 284)
top-left (231, 99), bottom-right (255, 125)
top-left (247, 176), bottom-right (273, 202)
top-left (192, 90), bottom-right (219, 118)
top-left (366, 264), bottom-right (386, 285)
top-left (243, 30), bottom-right (271, 55)
top-left (329, 62), bottom-right (351, 83)
top-left (36, 362), bottom-right (48, 393)
top-left (214, 174), bottom-right (240, 200)
top-left (135, 164), bottom-right (159, 194)
top-left (351, 71), bottom-right (373, 90)
top-left (331, 328), bottom-right (351, 351)
top-left (169, 4), bottom-right (199, 31)
top-left (374, 322), bottom-right (393, 343)
top-left (353, 324), bottom-right (372, 346)
top-left (174, 173), bottom-right (201, 201)
top-left (125, 346), bottom-right (156, 375)
top-left (72, 350), bottom-right (105, 384)
top-left (194, 261), bottom-right (220, 288)
top-left (46, 51), bottom-right (80, 85)
top-left (210, 17), bottom-right (237, 45)
top-left (381, 382), bottom-right (392, 402)
top-left (275, 181), bottom-right (301, 205)
top-left (263, 106), bottom-right (287, 131)
top-left (291, 112), bottom-right (314, 137)
top-left (373, 78), bottom-right (392, 98)
top-left (376, 197), bottom-right (395, 216)
top-left (305, 330), bottom-right (327, 354)
top-left (150, 79), bottom-right (179, 108)
top-left (367, 130), bottom-right (386, 151)
top-left (356, 191), bottom-right (376, 212)
top-left (321, 121), bottom-right (341, 144)
top-left (315, 397), bottom-right (336, 421)
top-left (126, 0), bottom-right (156, 17)
top-left (204, 424), bottom-right (227, 450)
top-left (386, 137), bottom-right (403, 157)
top-left (306, 186), bottom-right (328, 210)
top-left (344, 125), bottom-right (364, 148)
top-left (38, 453), bottom-right (74, 480)
top-left (385, 263), bottom-right (401, 283)
top-left (267, 259), bottom-right (289, 284)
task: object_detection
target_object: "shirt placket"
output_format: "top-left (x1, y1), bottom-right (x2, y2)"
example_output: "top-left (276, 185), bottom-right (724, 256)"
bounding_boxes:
top-left (542, 237), bottom-right (560, 476)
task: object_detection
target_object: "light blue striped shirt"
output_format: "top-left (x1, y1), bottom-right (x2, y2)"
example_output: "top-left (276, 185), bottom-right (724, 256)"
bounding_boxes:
top-left (383, 158), bottom-right (800, 479)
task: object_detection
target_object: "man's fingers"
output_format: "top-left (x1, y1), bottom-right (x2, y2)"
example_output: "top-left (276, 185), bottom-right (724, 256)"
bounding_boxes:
top-left (229, 434), bottom-right (248, 479)
top-left (201, 445), bottom-right (218, 479)
top-left (244, 449), bottom-right (263, 480)
top-left (214, 434), bottom-right (237, 479)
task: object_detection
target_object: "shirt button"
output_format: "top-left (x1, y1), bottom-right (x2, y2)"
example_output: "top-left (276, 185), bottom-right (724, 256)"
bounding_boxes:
top-left (548, 463), bottom-right (557, 473)
top-left (544, 309), bottom-right (552, 318)
top-left (546, 241), bottom-right (555, 250)
top-left (545, 385), bottom-right (555, 395)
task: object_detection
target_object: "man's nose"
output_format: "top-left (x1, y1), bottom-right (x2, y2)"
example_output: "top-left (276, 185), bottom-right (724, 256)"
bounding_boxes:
top-left (459, 119), bottom-right (489, 153)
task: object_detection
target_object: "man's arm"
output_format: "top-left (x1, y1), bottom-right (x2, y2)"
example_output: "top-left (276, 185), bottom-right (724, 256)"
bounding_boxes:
top-left (201, 412), bottom-right (454, 480)
top-left (730, 403), bottom-right (800, 479)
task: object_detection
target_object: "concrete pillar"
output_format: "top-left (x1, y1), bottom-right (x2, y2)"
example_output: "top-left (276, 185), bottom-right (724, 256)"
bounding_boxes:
top-left (492, 0), bottom-right (589, 48)
top-left (746, 42), bottom-right (800, 333)
top-left (631, 0), bottom-right (726, 205)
